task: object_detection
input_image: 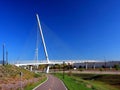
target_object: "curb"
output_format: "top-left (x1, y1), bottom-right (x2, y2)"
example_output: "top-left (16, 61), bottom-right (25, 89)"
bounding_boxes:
top-left (60, 79), bottom-right (68, 90)
top-left (32, 75), bottom-right (48, 90)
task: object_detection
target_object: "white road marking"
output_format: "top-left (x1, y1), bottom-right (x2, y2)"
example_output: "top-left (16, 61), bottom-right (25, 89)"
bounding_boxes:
top-left (32, 75), bottom-right (48, 90)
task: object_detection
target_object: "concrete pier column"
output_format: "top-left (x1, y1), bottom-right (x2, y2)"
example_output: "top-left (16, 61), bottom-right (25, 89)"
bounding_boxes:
top-left (30, 66), bottom-right (33, 71)
top-left (85, 63), bottom-right (88, 70)
top-left (46, 65), bottom-right (49, 73)
top-left (93, 63), bottom-right (96, 69)
top-left (94, 64), bottom-right (96, 70)
top-left (24, 67), bottom-right (26, 69)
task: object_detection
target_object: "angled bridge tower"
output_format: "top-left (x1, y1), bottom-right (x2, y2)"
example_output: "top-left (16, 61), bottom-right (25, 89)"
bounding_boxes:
top-left (36, 14), bottom-right (50, 73)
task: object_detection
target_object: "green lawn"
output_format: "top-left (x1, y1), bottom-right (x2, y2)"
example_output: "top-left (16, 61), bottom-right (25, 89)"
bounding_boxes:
top-left (54, 73), bottom-right (119, 90)
top-left (54, 73), bottom-right (93, 90)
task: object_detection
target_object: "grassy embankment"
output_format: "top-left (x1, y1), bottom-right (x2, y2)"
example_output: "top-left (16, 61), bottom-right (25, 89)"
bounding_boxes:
top-left (24, 76), bottom-right (46, 90)
top-left (73, 73), bottom-right (120, 90)
top-left (0, 65), bottom-right (46, 89)
top-left (54, 73), bottom-right (120, 90)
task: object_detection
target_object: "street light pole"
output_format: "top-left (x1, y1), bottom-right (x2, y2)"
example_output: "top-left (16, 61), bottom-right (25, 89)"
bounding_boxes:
top-left (20, 72), bottom-right (23, 90)
top-left (63, 61), bottom-right (65, 79)
top-left (3, 44), bottom-right (5, 66)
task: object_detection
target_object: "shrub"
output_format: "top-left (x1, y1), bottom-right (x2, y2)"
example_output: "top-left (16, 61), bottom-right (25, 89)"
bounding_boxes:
top-left (79, 68), bottom-right (84, 71)
top-left (68, 70), bottom-right (72, 76)
top-left (34, 73), bottom-right (41, 78)
top-left (99, 68), bottom-right (103, 71)
top-left (114, 64), bottom-right (120, 70)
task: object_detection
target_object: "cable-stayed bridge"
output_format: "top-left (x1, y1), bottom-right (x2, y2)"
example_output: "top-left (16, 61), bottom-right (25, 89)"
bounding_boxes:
top-left (14, 14), bottom-right (99, 73)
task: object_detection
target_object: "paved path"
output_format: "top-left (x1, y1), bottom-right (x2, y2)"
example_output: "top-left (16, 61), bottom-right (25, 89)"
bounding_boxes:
top-left (34, 75), bottom-right (67, 90)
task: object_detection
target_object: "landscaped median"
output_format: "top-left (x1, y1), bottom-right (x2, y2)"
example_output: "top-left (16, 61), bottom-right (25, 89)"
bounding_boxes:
top-left (54, 73), bottom-right (120, 90)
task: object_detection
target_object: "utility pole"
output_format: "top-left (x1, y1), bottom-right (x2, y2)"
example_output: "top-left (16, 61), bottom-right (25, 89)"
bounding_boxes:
top-left (6, 51), bottom-right (8, 65)
top-left (63, 61), bottom-right (65, 79)
top-left (104, 57), bottom-right (107, 71)
top-left (35, 27), bottom-right (39, 69)
top-left (3, 44), bottom-right (5, 66)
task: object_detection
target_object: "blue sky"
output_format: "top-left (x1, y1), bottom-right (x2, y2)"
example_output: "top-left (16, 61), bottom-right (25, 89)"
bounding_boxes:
top-left (0, 0), bottom-right (120, 63)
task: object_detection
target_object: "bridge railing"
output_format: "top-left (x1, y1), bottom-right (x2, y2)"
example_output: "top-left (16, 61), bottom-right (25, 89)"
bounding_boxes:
top-left (14, 59), bottom-right (102, 64)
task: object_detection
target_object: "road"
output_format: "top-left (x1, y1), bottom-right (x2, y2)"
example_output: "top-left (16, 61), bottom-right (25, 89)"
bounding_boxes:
top-left (34, 75), bottom-right (67, 90)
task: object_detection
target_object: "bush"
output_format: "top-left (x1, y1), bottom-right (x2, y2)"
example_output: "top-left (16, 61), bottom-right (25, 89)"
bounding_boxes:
top-left (99, 68), bottom-right (103, 71)
top-left (34, 73), bottom-right (41, 78)
top-left (79, 68), bottom-right (84, 71)
top-left (114, 64), bottom-right (120, 70)
top-left (68, 70), bottom-right (72, 76)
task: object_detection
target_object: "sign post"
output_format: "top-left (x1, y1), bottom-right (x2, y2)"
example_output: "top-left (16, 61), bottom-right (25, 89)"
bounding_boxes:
top-left (20, 72), bottom-right (23, 90)
top-left (63, 61), bottom-right (65, 79)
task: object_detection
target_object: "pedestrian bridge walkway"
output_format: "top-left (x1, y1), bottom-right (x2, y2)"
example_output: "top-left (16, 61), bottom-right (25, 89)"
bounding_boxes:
top-left (14, 59), bottom-right (97, 67)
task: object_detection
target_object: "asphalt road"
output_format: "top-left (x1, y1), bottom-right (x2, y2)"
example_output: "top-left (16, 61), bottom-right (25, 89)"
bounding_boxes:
top-left (34, 75), bottom-right (67, 90)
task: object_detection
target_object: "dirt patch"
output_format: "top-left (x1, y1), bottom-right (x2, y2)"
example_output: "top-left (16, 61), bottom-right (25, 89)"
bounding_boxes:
top-left (86, 84), bottom-right (92, 88)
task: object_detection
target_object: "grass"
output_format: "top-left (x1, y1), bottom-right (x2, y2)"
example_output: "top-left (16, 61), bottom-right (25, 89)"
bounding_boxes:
top-left (24, 75), bottom-right (47, 90)
top-left (0, 65), bottom-right (46, 89)
top-left (54, 73), bottom-right (120, 90)
top-left (0, 65), bottom-right (36, 80)
top-left (73, 73), bottom-right (120, 90)
top-left (54, 73), bottom-right (93, 90)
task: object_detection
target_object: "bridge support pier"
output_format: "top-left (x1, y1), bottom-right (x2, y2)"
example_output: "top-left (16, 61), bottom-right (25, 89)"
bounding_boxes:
top-left (46, 65), bottom-right (49, 73)
top-left (36, 65), bottom-right (39, 69)
top-left (93, 64), bottom-right (96, 70)
top-left (85, 63), bottom-right (88, 70)
top-left (24, 67), bottom-right (26, 69)
top-left (30, 66), bottom-right (33, 71)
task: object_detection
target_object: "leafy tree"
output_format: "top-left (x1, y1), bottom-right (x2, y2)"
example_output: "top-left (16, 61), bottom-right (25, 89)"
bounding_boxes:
top-left (114, 64), bottom-right (120, 70)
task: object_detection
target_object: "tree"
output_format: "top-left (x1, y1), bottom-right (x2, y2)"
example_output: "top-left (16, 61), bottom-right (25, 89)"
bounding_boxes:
top-left (114, 64), bottom-right (120, 70)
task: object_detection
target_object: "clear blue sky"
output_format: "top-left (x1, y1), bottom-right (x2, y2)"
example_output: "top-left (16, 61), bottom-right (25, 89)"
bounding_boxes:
top-left (0, 0), bottom-right (120, 63)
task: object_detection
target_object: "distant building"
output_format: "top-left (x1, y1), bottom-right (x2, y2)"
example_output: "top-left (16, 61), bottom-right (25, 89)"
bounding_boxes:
top-left (73, 61), bottom-right (120, 68)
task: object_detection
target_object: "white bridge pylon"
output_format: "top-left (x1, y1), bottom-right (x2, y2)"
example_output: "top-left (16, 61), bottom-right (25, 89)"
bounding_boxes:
top-left (36, 14), bottom-right (50, 73)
